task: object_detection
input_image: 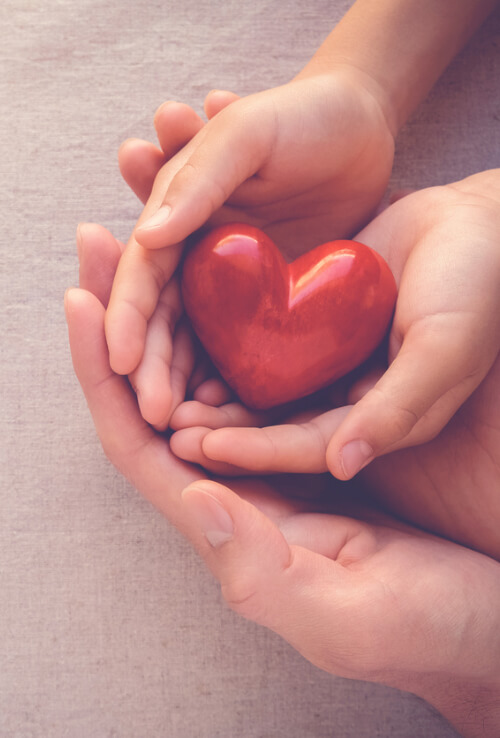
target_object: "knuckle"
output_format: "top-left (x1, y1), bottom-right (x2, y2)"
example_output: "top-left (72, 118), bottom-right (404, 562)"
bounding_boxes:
top-left (100, 434), bottom-right (123, 471)
top-left (220, 546), bottom-right (294, 625)
top-left (368, 386), bottom-right (420, 446)
top-left (221, 573), bottom-right (266, 622)
top-left (142, 251), bottom-right (170, 297)
top-left (175, 159), bottom-right (229, 215)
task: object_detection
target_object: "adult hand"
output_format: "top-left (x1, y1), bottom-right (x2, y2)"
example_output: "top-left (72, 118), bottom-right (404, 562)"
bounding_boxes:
top-left (182, 476), bottom-right (500, 738)
top-left (67, 223), bottom-right (500, 738)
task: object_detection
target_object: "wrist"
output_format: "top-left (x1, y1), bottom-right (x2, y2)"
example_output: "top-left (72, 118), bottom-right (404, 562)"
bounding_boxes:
top-left (415, 676), bottom-right (500, 738)
top-left (298, 0), bottom-right (498, 137)
top-left (294, 62), bottom-right (397, 143)
top-left (406, 552), bottom-right (500, 737)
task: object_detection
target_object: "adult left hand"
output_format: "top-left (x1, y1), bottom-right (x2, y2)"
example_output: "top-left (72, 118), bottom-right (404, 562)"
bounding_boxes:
top-left (67, 222), bottom-right (500, 738)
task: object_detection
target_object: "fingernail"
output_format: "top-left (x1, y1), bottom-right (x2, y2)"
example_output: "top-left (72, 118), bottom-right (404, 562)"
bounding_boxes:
top-left (137, 205), bottom-right (171, 232)
top-left (340, 440), bottom-right (373, 478)
top-left (182, 485), bottom-right (234, 548)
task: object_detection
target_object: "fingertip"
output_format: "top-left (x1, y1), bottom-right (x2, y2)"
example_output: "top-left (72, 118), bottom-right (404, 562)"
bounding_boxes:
top-left (204, 89), bottom-right (240, 118)
top-left (170, 426), bottom-right (210, 461)
top-left (134, 205), bottom-right (172, 246)
top-left (181, 482), bottom-right (235, 549)
top-left (325, 412), bottom-right (375, 480)
top-left (201, 427), bottom-right (279, 473)
top-left (104, 309), bottom-right (144, 376)
top-left (154, 99), bottom-right (193, 129)
top-left (131, 355), bottom-right (174, 431)
top-left (118, 137), bottom-right (163, 169)
top-left (153, 100), bottom-right (205, 160)
top-left (339, 440), bottom-right (374, 480)
top-left (64, 287), bottom-right (85, 332)
top-left (171, 427), bottom-right (244, 476)
top-left (200, 427), bottom-right (231, 460)
top-left (64, 285), bottom-right (78, 311)
top-left (65, 285), bottom-right (103, 323)
top-left (118, 137), bottom-right (136, 157)
top-left (193, 377), bottom-right (233, 406)
top-left (136, 389), bottom-right (172, 431)
top-left (154, 100), bottom-right (175, 124)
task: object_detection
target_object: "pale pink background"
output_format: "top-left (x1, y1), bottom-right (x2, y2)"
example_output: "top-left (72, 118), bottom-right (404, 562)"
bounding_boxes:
top-left (1, 1), bottom-right (499, 736)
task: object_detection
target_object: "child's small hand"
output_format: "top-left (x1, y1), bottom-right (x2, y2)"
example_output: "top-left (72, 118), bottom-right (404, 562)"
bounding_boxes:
top-left (170, 170), bottom-right (500, 479)
top-left (105, 71), bottom-right (395, 425)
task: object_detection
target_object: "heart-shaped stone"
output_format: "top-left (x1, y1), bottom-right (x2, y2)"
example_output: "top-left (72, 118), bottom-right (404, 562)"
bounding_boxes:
top-left (182, 223), bottom-right (397, 409)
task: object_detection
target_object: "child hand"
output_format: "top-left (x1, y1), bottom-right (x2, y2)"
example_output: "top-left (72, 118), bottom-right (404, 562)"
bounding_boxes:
top-left (105, 70), bottom-right (395, 424)
top-left (171, 170), bottom-right (500, 481)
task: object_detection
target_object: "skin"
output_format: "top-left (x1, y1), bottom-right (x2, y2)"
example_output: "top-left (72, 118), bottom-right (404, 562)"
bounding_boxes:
top-left (168, 171), bottom-right (500, 562)
top-left (116, 112), bottom-right (500, 562)
top-left (66, 222), bottom-right (500, 737)
top-left (107, 75), bottom-right (395, 387)
top-left (70, 5), bottom-right (500, 732)
top-left (103, 0), bottom-right (498, 478)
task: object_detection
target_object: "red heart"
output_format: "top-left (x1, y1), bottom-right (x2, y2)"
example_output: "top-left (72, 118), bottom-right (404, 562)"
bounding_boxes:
top-left (182, 224), bottom-right (397, 409)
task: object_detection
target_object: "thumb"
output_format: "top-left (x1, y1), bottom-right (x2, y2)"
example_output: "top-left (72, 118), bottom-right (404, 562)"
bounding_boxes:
top-left (326, 314), bottom-right (490, 479)
top-left (180, 480), bottom-right (372, 677)
top-left (134, 97), bottom-right (273, 249)
top-left (181, 479), bottom-right (293, 629)
top-left (203, 88), bottom-right (241, 119)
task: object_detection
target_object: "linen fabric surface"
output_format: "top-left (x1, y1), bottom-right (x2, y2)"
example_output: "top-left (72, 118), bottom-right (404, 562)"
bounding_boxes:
top-left (1, 1), bottom-right (499, 736)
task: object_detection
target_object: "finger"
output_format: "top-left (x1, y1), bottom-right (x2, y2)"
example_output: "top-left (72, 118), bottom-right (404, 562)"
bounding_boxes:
top-left (180, 479), bottom-right (379, 678)
top-left (153, 100), bottom-right (205, 158)
top-left (118, 103), bottom-right (205, 204)
top-left (185, 353), bottom-right (235, 403)
top-left (118, 138), bottom-right (166, 204)
top-left (169, 399), bottom-right (270, 432)
top-left (134, 95), bottom-right (272, 248)
top-left (106, 89), bottom-right (265, 373)
top-left (128, 280), bottom-right (184, 429)
top-left (105, 239), bottom-right (183, 374)
top-left (192, 377), bottom-right (234, 406)
top-left (77, 223), bottom-right (125, 307)
top-left (65, 288), bottom-right (202, 529)
top-left (326, 313), bottom-right (496, 480)
top-left (170, 427), bottom-right (250, 476)
top-left (200, 406), bottom-right (351, 474)
top-left (107, 114), bottom-right (203, 374)
top-left (107, 104), bottom-right (206, 373)
top-left (203, 89), bottom-right (241, 119)
top-left (168, 321), bottom-right (198, 420)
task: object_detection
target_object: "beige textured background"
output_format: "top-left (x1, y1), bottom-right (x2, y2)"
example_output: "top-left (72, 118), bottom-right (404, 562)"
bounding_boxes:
top-left (1, 1), bottom-right (499, 736)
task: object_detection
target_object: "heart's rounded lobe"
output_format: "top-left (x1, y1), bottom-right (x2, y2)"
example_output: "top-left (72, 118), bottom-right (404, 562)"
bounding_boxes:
top-left (182, 223), bottom-right (397, 409)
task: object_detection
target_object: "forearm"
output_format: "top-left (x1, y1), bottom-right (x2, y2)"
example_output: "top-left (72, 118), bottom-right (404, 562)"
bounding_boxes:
top-left (297, 0), bottom-right (498, 135)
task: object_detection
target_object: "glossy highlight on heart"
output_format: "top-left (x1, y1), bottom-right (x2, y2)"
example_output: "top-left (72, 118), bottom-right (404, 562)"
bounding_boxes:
top-left (182, 223), bottom-right (397, 409)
